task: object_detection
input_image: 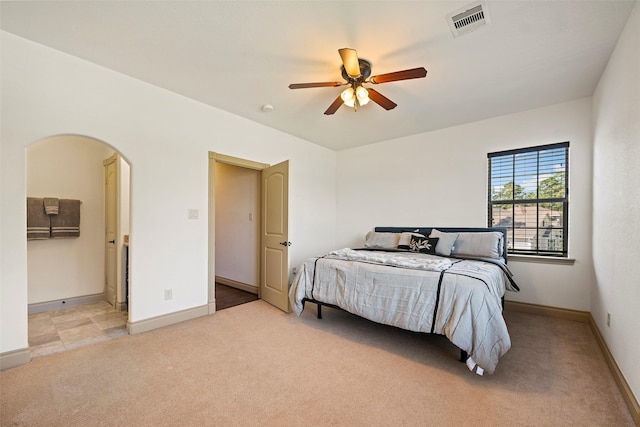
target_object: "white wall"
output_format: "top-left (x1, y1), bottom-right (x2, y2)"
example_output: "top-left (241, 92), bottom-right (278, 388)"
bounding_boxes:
top-left (336, 98), bottom-right (595, 311)
top-left (215, 162), bottom-right (260, 288)
top-left (592, 1), bottom-right (640, 406)
top-left (26, 135), bottom-right (114, 304)
top-left (0, 31), bottom-right (337, 355)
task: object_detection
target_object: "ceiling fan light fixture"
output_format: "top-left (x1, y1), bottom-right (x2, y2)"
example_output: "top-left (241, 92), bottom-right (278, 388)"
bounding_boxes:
top-left (341, 87), bottom-right (356, 107)
top-left (355, 86), bottom-right (370, 106)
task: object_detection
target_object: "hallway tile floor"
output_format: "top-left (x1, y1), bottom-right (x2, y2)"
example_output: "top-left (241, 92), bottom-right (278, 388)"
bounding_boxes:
top-left (28, 301), bottom-right (128, 359)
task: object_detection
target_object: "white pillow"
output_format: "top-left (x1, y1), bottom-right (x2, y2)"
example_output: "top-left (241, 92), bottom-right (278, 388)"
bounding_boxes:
top-left (364, 231), bottom-right (400, 249)
top-left (451, 232), bottom-right (504, 259)
top-left (429, 229), bottom-right (458, 256)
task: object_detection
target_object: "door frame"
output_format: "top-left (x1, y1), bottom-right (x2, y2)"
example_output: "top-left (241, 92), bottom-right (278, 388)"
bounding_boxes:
top-left (208, 152), bottom-right (269, 314)
top-left (103, 151), bottom-right (131, 313)
top-left (103, 153), bottom-right (120, 308)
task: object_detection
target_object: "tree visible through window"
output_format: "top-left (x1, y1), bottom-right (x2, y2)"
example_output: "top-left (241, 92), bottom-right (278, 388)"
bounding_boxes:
top-left (488, 142), bottom-right (569, 257)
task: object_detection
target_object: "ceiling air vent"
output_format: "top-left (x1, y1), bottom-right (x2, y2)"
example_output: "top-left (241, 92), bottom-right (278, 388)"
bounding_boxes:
top-left (446, 1), bottom-right (490, 38)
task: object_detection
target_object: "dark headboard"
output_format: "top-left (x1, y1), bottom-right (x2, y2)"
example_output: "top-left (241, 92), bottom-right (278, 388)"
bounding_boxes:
top-left (374, 227), bottom-right (509, 261)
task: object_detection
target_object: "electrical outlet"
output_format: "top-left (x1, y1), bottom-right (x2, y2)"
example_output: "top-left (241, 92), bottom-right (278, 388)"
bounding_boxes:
top-left (164, 289), bottom-right (173, 300)
top-left (188, 209), bottom-right (199, 219)
top-left (607, 312), bottom-right (611, 327)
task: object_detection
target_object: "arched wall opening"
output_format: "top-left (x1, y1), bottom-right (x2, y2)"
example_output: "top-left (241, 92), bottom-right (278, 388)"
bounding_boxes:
top-left (26, 134), bottom-right (131, 317)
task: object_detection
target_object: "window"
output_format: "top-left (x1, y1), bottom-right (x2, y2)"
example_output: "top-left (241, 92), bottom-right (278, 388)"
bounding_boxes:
top-left (488, 142), bottom-right (569, 257)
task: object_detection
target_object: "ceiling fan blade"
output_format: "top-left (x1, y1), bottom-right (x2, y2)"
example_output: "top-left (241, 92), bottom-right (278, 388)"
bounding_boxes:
top-left (324, 95), bottom-right (344, 115)
top-left (367, 88), bottom-right (397, 110)
top-left (338, 48), bottom-right (361, 78)
top-left (289, 82), bottom-right (343, 89)
top-left (370, 67), bottom-right (427, 84)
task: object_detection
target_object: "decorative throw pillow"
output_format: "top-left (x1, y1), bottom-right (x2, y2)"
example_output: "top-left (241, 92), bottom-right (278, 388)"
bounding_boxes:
top-left (429, 229), bottom-right (459, 256)
top-left (397, 232), bottom-right (425, 250)
top-left (408, 236), bottom-right (439, 254)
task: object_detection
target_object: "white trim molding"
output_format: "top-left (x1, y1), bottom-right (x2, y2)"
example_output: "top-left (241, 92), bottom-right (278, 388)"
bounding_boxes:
top-left (0, 347), bottom-right (30, 371)
top-left (509, 255), bottom-right (576, 265)
top-left (128, 305), bottom-right (209, 335)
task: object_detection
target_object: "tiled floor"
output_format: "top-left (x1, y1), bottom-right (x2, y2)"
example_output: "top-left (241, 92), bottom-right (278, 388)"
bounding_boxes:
top-left (28, 301), bottom-right (128, 359)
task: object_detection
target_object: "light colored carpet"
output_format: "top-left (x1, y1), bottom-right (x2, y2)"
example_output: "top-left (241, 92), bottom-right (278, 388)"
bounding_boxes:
top-left (0, 300), bottom-right (634, 426)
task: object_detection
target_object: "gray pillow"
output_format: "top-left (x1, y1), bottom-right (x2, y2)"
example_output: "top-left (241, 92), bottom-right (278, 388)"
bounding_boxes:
top-left (364, 231), bottom-right (400, 249)
top-left (451, 231), bottom-right (504, 259)
top-left (429, 229), bottom-right (458, 256)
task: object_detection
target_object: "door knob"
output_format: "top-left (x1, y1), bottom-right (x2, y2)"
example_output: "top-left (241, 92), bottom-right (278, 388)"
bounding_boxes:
top-left (279, 241), bottom-right (292, 247)
top-left (108, 240), bottom-right (115, 244)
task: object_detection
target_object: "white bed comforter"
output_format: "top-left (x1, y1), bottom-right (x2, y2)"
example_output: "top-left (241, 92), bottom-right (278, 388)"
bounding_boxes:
top-left (289, 249), bottom-right (511, 374)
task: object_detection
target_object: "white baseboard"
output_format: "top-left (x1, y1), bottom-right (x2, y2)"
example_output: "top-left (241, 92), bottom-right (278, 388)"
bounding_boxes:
top-left (128, 305), bottom-right (209, 335)
top-left (215, 276), bottom-right (258, 295)
top-left (28, 293), bottom-right (106, 314)
top-left (0, 347), bottom-right (30, 371)
top-left (208, 301), bottom-right (216, 314)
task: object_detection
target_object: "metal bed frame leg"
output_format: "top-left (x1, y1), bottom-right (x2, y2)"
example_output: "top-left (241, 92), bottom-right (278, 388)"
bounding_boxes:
top-left (317, 303), bottom-right (322, 319)
top-left (459, 350), bottom-right (468, 362)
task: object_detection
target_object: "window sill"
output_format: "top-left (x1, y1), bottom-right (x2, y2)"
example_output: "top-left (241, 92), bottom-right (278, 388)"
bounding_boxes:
top-left (508, 254), bottom-right (576, 265)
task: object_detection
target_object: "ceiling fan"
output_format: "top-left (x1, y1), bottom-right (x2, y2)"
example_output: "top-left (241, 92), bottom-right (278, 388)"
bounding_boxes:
top-left (289, 48), bottom-right (427, 115)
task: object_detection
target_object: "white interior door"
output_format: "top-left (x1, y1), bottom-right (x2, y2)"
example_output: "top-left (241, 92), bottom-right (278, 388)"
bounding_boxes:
top-left (260, 160), bottom-right (290, 312)
top-left (104, 153), bottom-right (119, 307)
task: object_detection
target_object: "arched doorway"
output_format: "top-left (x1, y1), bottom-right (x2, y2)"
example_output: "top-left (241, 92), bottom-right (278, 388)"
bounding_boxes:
top-left (26, 134), bottom-right (131, 357)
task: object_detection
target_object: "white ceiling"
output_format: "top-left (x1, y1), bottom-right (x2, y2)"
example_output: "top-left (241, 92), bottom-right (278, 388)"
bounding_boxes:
top-left (1, 1), bottom-right (635, 151)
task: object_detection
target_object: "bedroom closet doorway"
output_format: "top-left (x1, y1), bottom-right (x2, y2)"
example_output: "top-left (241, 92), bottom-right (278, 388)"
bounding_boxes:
top-left (208, 152), bottom-right (290, 314)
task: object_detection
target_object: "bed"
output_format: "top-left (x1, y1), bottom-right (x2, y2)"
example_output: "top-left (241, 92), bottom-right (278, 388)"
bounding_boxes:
top-left (289, 227), bottom-right (520, 375)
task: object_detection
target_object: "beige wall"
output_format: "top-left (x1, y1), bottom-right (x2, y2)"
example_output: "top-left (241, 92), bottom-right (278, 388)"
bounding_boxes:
top-left (592, 1), bottom-right (640, 406)
top-left (26, 135), bottom-right (114, 304)
top-left (215, 162), bottom-right (260, 288)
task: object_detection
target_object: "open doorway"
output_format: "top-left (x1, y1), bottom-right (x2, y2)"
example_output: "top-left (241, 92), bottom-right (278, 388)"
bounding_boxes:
top-left (213, 161), bottom-right (260, 310)
top-left (26, 135), bottom-right (131, 358)
top-left (208, 152), bottom-right (290, 313)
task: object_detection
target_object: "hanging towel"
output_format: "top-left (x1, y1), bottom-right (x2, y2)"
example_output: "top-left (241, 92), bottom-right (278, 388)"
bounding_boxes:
top-left (51, 199), bottom-right (81, 238)
top-left (43, 197), bottom-right (59, 215)
top-left (27, 198), bottom-right (51, 240)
